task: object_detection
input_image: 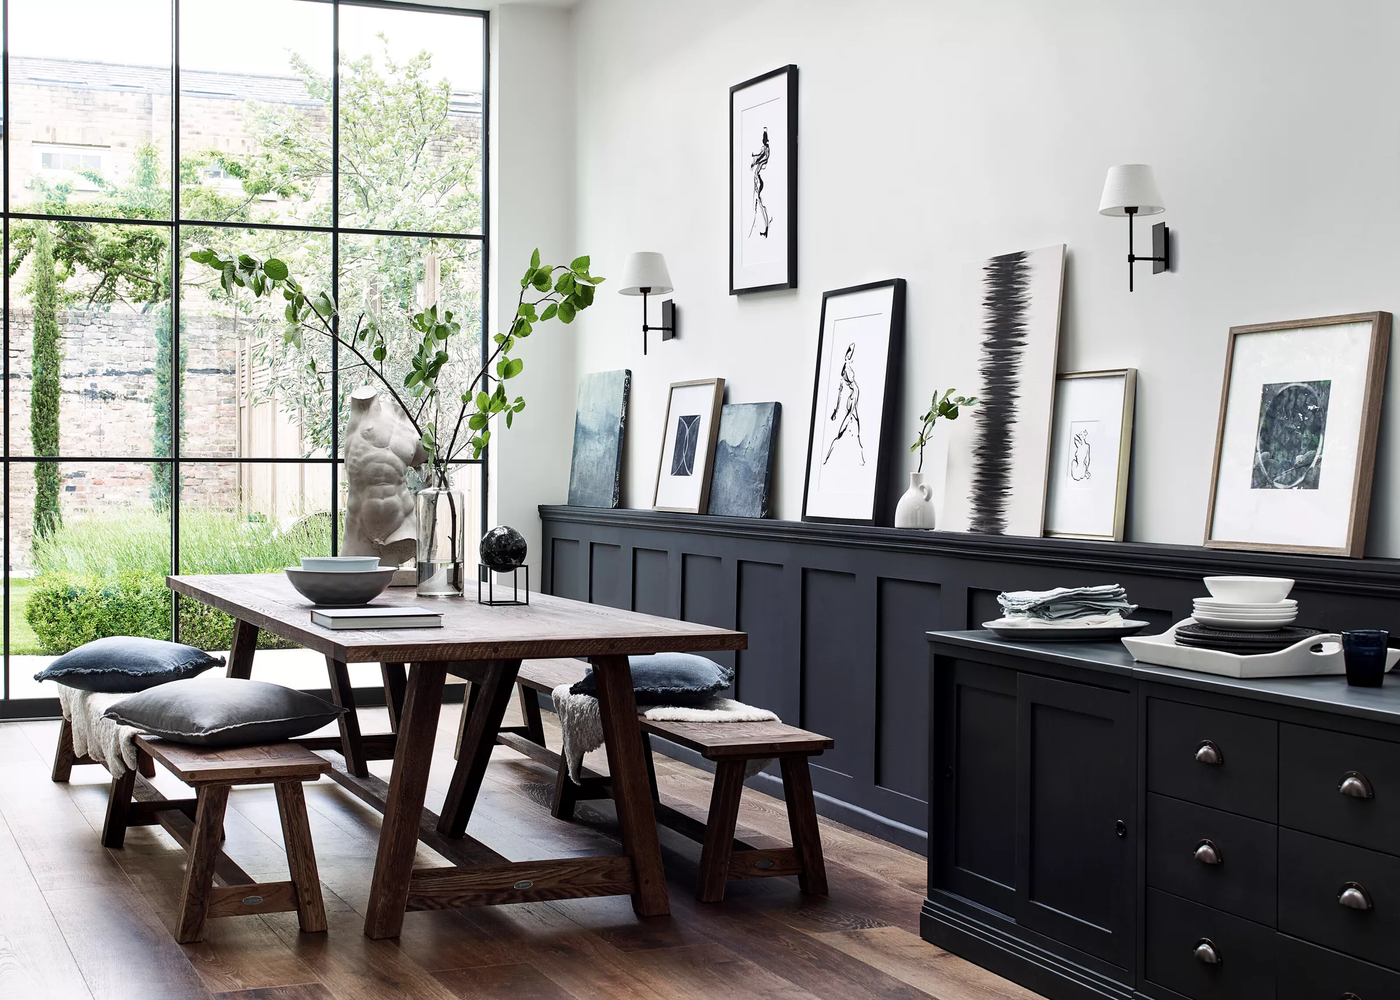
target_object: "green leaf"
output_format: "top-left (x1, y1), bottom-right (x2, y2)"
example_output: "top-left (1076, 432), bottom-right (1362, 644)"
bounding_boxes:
top-left (532, 269), bottom-right (552, 292)
top-left (555, 272), bottom-right (576, 295)
top-left (570, 254), bottom-right (590, 273)
top-left (506, 410), bottom-right (514, 429)
top-left (468, 412), bottom-right (489, 430)
top-left (263, 258), bottom-right (289, 281)
top-left (558, 300), bottom-right (576, 324)
top-left (476, 391), bottom-right (491, 411)
top-left (540, 303), bottom-right (558, 321)
top-left (530, 248), bottom-right (541, 270)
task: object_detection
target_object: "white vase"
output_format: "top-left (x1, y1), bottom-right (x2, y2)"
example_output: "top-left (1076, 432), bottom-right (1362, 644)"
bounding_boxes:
top-left (894, 472), bottom-right (935, 529)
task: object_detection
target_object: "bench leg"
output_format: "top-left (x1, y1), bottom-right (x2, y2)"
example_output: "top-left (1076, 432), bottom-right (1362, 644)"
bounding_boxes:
top-left (780, 756), bottom-right (828, 896)
top-left (519, 684), bottom-right (546, 744)
top-left (52, 718), bottom-right (78, 783)
top-left (275, 781), bottom-right (328, 935)
top-left (102, 767), bottom-right (138, 848)
top-left (696, 759), bottom-right (747, 903)
top-left (137, 746), bottom-right (157, 779)
top-left (177, 784), bottom-right (230, 944)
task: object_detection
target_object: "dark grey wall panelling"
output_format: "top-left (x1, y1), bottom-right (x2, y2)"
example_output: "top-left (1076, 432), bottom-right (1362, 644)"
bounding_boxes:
top-left (540, 505), bottom-right (1400, 853)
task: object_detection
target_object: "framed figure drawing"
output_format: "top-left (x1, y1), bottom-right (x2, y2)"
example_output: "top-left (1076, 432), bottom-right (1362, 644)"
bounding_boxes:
top-left (1045, 369), bottom-right (1137, 541)
top-left (802, 279), bottom-right (906, 524)
top-left (1205, 312), bottom-right (1390, 557)
top-left (567, 369), bottom-right (631, 507)
top-left (942, 244), bottom-right (1067, 536)
top-left (653, 378), bottom-right (726, 513)
top-left (730, 65), bottom-right (797, 295)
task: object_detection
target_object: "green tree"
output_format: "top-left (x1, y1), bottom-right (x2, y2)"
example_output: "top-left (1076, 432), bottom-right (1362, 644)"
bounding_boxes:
top-left (29, 226), bottom-right (62, 543)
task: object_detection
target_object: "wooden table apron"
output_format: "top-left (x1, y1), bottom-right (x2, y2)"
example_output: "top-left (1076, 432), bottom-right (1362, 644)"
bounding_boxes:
top-left (167, 574), bottom-right (746, 939)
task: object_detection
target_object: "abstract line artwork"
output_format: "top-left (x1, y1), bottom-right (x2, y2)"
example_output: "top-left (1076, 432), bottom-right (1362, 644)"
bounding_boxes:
top-left (1252, 379), bottom-right (1329, 490)
top-left (749, 128), bottom-right (772, 238)
top-left (671, 415), bottom-right (701, 476)
top-left (942, 244), bottom-right (1066, 537)
top-left (823, 344), bottom-right (864, 466)
top-left (709, 402), bottom-right (781, 518)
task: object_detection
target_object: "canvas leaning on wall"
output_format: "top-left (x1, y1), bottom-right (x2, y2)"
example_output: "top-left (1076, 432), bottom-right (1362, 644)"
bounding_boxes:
top-left (567, 369), bottom-right (631, 508)
top-left (709, 402), bottom-right (781, 518)
top-left (941, 244), bottom-right (1066, 537)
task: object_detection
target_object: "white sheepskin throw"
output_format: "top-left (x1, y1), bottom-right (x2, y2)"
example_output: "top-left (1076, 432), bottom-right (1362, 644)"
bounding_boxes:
top-left (57, 685), bottom-right (142, 777)
top-left (551, 684), bottom-right (778, 784)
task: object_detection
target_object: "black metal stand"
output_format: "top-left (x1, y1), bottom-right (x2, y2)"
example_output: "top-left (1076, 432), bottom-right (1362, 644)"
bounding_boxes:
top-left (478, 564), bottom-right (529, 606)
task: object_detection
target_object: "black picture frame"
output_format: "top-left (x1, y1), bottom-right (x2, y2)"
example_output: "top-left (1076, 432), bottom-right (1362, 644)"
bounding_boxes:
top-left (801, 279), bottom-right (906, 525)
top-left (729, 64), bottom-right (798, 295)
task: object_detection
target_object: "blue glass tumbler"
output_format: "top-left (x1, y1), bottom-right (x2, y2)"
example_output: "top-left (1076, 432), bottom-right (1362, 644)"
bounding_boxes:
top-left (1342, 630), bottom-right (1389, 688)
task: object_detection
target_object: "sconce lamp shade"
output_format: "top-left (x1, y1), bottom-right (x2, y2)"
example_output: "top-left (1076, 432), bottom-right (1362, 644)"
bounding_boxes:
top-left (618, 252), bottom-right (673, 296)
top-left (1098, 164), bottom-right (1165, 217)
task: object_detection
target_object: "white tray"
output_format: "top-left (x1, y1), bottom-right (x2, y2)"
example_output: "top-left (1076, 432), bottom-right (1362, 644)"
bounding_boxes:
top-left (1121, 620), bottom-right (1400, 679)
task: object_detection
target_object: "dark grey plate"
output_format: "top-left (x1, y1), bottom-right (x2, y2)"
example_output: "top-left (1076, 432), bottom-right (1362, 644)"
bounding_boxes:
top-left (982, 620), bottom-right (1151, 642)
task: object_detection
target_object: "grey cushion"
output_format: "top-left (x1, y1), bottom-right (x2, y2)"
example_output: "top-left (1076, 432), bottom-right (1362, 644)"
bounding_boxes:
top-left (570, 652), bottom-right (732, 706)
top-left (34, 636), bottom-right (224, 693)
top-left (103, 677), bottom-right (345, 747)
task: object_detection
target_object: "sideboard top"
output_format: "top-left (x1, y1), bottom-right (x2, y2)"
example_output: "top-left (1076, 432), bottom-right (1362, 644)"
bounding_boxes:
top-left (929, 629), bottom-right (1400, 727)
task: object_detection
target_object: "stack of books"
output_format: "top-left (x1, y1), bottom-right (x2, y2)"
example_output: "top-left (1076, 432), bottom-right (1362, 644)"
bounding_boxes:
top-left (310, 606), bottom-right (443, 630)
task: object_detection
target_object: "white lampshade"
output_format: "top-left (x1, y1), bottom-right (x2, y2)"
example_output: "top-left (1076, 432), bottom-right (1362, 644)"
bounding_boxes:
top-left (1098, 164), bottom-right (1165, 217)
top-left (618, 252), bottom-right (673, 296)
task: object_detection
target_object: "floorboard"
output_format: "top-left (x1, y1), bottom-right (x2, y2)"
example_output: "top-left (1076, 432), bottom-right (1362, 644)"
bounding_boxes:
top-left (0, 704), bottom-right (1043, 999)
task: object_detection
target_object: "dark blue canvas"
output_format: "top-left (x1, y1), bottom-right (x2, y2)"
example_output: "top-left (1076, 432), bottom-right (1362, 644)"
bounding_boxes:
top-left (35, 636), bottom-right (225, 693)
top-left (570, 652), bottom-right (732, 706)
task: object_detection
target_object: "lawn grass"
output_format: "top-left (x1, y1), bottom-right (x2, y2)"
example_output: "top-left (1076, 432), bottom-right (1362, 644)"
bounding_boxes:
top-left (8, 578), bottom-right (44, 656)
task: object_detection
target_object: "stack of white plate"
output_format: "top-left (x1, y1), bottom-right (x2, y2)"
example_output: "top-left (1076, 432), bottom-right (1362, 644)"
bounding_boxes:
top-left (1191, 576), bottom-right (1297, 631)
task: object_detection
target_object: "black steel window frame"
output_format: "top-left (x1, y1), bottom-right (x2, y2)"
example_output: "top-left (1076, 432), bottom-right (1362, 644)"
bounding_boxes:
top-left (0, 0), bottom-right (491, 714)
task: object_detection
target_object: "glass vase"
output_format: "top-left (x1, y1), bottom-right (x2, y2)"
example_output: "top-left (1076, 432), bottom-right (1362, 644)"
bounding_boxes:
top-left (416, 485), bottom-right (465, 597)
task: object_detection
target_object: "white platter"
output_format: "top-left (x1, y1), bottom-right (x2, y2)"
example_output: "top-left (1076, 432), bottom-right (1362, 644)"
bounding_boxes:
top-left (1191, 607), bottom-right (1300, 618)
top-left (1190, 614), bottom-right (1297, 632)
top-left (1192, 598), bottom-right (1297, 610)
top-left (983, 620), bottom-right (1151, 642)
top-left (1122, 620), bottom-right (1400, 678)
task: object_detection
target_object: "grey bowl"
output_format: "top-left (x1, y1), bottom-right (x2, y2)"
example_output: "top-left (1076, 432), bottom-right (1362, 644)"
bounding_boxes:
top-left (284, 566), bottom-right (396, 607)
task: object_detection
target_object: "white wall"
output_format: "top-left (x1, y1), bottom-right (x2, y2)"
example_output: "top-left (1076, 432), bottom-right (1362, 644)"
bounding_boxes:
top-left (564, 0), bottom-right (1400, 554)
top-left (489, 2), bottom-right (577, 584)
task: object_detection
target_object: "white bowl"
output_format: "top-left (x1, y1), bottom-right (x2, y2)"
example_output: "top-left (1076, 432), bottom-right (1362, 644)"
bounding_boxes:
top-left (1203, 576), bottom-right (1295, 603)
top-left (300, 556), bottom-right (383, 573)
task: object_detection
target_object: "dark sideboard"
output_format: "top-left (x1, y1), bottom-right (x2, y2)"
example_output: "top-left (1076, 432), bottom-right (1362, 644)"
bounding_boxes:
top-left (926, 631), bottom-right (1400, 1000)
top-left (539, 505), bottom-right (1400, 854)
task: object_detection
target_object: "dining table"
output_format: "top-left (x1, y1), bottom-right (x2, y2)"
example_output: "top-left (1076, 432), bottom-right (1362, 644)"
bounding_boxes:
top-left (167, 573), bottom-right (747, 939)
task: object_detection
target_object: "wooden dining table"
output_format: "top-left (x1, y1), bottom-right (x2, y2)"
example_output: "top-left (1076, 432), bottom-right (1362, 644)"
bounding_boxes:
top-left (167, 573), bottom-right (747, 939)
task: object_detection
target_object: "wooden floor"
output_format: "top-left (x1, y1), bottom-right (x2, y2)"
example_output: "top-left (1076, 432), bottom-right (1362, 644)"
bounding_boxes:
top-left (0, 700), bottom-right (1042, 1000)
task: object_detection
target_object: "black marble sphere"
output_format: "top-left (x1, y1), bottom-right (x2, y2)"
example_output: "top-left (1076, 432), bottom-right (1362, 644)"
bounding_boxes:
top-left (479, 525), bottom-right (527, 571)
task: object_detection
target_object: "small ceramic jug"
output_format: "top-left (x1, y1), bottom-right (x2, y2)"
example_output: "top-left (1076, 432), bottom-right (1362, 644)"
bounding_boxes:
top-left (895, 472), bottom-right (935, 529)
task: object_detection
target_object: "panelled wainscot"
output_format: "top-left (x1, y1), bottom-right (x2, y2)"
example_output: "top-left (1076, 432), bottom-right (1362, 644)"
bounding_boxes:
top-left (927, 631), bottom-right (1400, 1000)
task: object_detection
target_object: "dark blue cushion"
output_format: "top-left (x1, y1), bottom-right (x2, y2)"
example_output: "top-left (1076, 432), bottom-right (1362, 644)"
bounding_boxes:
top-left (103, 677), bottom-right (345, 747)
top-left (569, 652), bottom-right (732, 706)
top-left (34, 637), bottom-right (225, 693)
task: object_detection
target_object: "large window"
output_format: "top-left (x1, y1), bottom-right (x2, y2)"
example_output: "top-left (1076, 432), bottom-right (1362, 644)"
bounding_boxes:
top-left (2, 0), bottom-right (488, 710)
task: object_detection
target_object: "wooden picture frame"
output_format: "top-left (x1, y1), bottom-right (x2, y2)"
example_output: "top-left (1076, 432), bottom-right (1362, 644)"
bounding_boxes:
top-left (801, 279), bottom-right (906, 525)
top-left (729, 64), bottom-right (798, 295)
top-left (1204, 312), bottom-right (1390, 557)
top-left (652, 378), bottom-right (726, 514)
top-left (1045, 369), bottom-right (1137, 542)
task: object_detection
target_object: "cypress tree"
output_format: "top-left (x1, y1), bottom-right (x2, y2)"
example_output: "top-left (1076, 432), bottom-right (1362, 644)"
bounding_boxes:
top-left (30, 225), bottom-right (62, 542)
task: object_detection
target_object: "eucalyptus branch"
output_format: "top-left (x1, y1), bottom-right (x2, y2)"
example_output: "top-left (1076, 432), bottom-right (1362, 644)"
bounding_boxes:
top-left (911, 388), bottom-right (979, 473)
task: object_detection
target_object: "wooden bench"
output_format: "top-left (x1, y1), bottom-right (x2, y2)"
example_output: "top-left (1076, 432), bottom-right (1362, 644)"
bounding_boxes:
top-left (484, 657), bottom-right (832, 903)
top-left (105, 738), bottom-right (331, 944)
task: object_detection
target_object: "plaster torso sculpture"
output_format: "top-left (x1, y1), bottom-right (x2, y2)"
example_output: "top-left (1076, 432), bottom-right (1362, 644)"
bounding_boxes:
top-left (342, 385), bottom-right (429, 566)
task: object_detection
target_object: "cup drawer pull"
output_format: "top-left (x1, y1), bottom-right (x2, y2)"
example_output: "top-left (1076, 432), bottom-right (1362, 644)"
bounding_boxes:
top-left (1193, 938), bottom-right (1221, 965)
top-left (1339, 771), bottom-right (1375, 800)
top-left (1194, 740), bottom-right (1224, 765)
top-left (1338, 882), bottom-right (1374, 911)
top-left (1193, 839), bottom-right (1223, 866)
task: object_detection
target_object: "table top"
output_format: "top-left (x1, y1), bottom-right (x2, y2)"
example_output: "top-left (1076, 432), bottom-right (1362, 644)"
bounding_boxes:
top-left (929, 629), bottom-right (1400, 727)
top-left (169, 573), bottom-right (746, 663)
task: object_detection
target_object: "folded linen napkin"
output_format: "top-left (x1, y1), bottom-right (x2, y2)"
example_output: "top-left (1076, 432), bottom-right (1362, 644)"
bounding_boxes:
top-left (997, 585), bottom-right (1137, 621)
top-left (551, 685), bottom-right (778, 785)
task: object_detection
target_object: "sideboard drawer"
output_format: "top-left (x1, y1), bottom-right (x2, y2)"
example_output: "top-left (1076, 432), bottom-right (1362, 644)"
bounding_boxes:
top-left (1146, 793), bottom-right (1277, 926)
top-left (1279, 829), bottom-right (1400, 970)
top-left (1280, 723), bottom-right (1400, 856)
top-left (1147, 699), bottom-right (1278, 821)
top-left (1278, 934), bottom-right (1400, 1000)
top-left (1144, 889), bottom-right (1273, 1000)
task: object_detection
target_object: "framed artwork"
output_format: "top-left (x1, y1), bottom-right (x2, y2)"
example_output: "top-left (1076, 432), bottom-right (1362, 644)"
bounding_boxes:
top-left (942, 244), bottom-right (1066, 536)
top-left (730, 64), bottom-right (797, 295)
top-left (1205, 312), bottom-right (1390, 557)
top-left (1045, 369), bottom-right (1137, 541)
top-left (709, 402), bottom-right (781, 518)
top-left (567, 369), bottom-right (631, 507)
top-left (802, 279), bottom-right (906, 524)
top-left (653, 378), bottom-right (726, 513)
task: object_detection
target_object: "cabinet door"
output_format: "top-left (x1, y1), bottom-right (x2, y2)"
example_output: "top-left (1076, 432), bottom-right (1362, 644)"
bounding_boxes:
top-left (1015, 673), bottom-right (1135, 970)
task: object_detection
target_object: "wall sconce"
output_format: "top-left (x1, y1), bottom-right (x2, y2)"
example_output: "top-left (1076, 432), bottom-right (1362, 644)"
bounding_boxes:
top-left (1098, 164), bottom-right (1170, 292)
top-left (618, 252), bottom-right (677, 356)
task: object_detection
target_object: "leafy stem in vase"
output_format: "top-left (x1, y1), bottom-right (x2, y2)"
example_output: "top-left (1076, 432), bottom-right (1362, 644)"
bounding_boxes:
top-left (910, 388), bottom-right (979, 474)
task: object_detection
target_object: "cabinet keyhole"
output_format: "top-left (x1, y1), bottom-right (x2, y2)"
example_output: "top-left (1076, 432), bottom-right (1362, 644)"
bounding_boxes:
top-left (1115, 819), bottom-right (1127, 838)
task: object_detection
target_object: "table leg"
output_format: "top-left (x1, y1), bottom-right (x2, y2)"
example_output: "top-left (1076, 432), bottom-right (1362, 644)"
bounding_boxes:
top-left (225, 619), bottom-right (258, 679)
top-left (326, 655), bottom-right (368, 778)
top-left (438, 659), bottom-right (521, 838)
top-left (364, 660), bottom-right (448, 939)
top-left (381, 662), bottom-right (408, 733)
top-left (592, 654), bottom-right (669, 917)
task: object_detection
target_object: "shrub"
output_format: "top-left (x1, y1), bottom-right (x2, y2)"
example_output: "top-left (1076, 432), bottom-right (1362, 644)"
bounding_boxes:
top-left (26, 572), bottom-right (172, 652)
